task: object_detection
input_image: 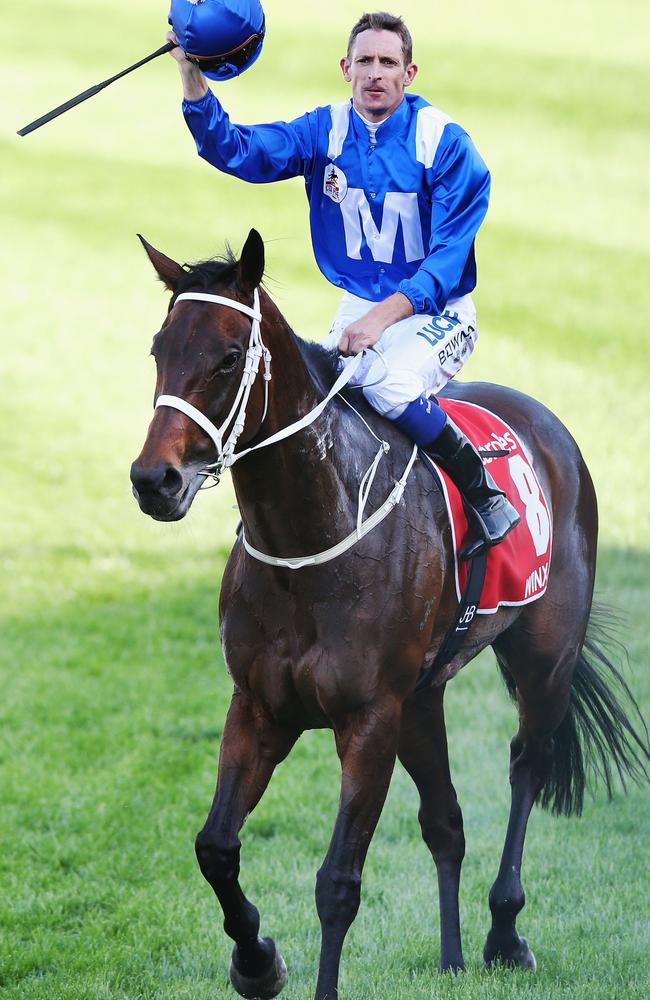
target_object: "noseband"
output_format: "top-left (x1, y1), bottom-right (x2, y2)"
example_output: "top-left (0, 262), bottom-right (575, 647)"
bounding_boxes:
top-left (155, 288), bottom-right (271, 483)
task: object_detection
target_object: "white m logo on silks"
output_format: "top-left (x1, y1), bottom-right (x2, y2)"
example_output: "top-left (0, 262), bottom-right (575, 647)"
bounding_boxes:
top-left (339, 190), bottom-right (425, 264)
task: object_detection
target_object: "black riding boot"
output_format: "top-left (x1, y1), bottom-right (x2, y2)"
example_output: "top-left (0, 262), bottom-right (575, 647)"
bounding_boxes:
top-left (426, 416), bottom-right (520, 559)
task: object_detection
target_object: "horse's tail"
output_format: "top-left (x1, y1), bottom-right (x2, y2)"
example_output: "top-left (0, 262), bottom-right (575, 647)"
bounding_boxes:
top-left (498, 606), bottom-right (649, 817)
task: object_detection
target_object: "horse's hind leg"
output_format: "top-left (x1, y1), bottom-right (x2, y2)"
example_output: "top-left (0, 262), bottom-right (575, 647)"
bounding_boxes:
top-left (398, 683), bottom-right (465, 972)
top-left (482, 611), bottom-right (580, 970)
top-left (195, 690), bottom-right (299, 999)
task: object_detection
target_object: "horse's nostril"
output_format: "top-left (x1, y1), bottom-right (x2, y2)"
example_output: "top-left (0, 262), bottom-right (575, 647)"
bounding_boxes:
top-left (160, 466), bottom-right (183, 494)
top-left (131, 461), bottom-right (183, 497)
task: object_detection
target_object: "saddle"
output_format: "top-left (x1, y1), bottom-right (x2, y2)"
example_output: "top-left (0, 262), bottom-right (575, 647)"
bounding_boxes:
top-left (416, 398), bottom-right (552, 690)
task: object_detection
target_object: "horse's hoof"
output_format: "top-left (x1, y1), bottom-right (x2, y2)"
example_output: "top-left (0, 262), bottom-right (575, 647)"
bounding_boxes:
top-left (482, 935), bottom-right (537, 971)
top-left (229, 940), bottom-right (288, 999)
top-left (514, 937), bottom-right (536, 970)
top-left (440, 959), bottom-right (465, 974)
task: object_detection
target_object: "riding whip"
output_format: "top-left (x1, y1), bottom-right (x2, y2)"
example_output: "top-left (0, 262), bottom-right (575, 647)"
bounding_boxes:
top-left (17, 1), bottom-right (266, 136)
top-left (17, 41), bottom-right (177, 137)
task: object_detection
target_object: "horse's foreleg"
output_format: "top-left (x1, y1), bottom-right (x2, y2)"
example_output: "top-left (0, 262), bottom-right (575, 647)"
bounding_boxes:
top-left (314, 698), bottom-right (401, 1000)
top-left (398, 684), bottom-right (465, 972)
top-left (195, 689), bottom-right (298, 998)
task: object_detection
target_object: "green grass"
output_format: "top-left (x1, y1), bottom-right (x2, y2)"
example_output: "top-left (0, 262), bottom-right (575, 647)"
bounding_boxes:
top-left (1, 2), bottom-right (649, 998)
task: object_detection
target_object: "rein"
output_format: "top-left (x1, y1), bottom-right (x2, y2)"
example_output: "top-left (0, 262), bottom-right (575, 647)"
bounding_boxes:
top-left (155, 288), bottom-right (419, 569)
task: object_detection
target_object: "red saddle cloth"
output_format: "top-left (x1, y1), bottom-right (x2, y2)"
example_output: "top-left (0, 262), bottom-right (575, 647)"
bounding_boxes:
top-left (433, 398), bottom-right (553, 614)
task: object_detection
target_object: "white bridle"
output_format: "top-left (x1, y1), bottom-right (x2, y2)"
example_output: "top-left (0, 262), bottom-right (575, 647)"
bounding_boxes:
top-left (156, 288), bottom-right (271, 477)
top-left (154, 288), bottom-right (418, 568)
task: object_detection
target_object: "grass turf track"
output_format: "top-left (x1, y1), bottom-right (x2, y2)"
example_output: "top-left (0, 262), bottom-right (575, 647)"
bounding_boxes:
top-left (1, 1), bottom-right (649, 998)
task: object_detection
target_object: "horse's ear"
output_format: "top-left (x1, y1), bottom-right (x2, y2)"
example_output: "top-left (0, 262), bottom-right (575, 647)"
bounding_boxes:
top-left (238, 229), bottom-right (265, 293)
top-left (137, 234), bottom-right (185, 291)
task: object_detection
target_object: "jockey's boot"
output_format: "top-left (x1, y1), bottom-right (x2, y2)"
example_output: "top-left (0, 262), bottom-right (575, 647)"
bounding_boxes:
top-left (390, 395), bottom-right (520, 560)
top-left (425, 415), bottom-right (520, 559)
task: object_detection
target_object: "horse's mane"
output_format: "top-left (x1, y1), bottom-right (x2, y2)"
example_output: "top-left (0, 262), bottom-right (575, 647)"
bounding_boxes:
top-left (173, 248), bottom-right (239, 298)
top-left (297, 340), bottom-right (342, 394)
top-left (297, 338), bottom-right (385, 432)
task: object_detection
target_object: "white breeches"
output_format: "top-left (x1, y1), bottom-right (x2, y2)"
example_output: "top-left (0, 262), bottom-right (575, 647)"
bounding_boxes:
top-left (322, 291), bottom-right (478, 418)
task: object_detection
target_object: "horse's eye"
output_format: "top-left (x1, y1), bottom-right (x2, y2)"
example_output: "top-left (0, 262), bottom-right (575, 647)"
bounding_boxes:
top-left (220, 351), bottom-right (242, 373)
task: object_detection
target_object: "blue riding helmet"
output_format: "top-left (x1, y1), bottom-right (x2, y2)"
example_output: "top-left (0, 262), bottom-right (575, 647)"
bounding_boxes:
top-left (169, 0), bottom-right (265, 81)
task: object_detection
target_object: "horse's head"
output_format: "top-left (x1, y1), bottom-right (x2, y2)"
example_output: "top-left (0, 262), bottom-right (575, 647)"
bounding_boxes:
top-left (130, 229), bottom-right (266, 521)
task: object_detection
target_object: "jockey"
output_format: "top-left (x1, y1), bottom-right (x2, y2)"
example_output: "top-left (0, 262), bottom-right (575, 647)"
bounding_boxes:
top-left (167, 3), bottom-right (520, 558)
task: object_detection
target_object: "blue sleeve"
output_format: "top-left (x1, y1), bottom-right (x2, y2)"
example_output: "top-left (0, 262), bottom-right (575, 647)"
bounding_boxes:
top-left (398, 129), bottom-right (490, 315)
top-left (182, 89), bottom-right (315, 183)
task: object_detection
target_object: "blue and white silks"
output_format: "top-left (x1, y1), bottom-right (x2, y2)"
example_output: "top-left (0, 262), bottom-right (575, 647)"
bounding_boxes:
top-left (182, 91), bottom-right (490, 317)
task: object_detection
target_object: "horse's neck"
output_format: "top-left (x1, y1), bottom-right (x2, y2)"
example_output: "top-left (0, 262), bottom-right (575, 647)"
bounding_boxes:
top-left (230, 294), bottom-right (369, 556)
top-left (255, 295), bottom-right (325, 435)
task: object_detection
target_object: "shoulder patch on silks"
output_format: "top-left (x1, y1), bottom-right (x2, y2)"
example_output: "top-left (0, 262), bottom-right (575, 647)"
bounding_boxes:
top-left (435, 398), bottom-right (553, 614)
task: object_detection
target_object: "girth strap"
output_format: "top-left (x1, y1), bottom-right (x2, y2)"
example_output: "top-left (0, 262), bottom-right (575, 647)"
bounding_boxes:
top-left (414, 453), bottom-right (487, 691)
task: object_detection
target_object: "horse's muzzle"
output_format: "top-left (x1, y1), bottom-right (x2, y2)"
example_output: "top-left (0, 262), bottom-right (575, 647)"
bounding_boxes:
top-left (130, 460), bottom-right (200, 521)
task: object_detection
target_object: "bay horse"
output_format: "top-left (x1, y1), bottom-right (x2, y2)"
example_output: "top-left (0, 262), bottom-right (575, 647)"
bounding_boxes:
top-left (130, 229), bottom-right (647, 1000)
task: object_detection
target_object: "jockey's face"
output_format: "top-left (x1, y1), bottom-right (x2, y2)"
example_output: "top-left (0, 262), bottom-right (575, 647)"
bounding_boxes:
top-left (340, 29), bottom-right (418, 123)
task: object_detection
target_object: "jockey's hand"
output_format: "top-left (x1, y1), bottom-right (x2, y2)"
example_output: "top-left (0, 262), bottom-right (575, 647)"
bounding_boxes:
top-left (166, 30), bottom-right (184, 62)
top-left (166, 30), bottom-right (209, 101)
top-left (338, 292), bottom-right (414, 357)
top-left (338, 313), bottom-right (385, 356)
